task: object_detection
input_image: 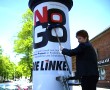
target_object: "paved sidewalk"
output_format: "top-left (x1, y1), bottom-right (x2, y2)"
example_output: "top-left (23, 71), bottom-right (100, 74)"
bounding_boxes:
top-left (72, 86), bottom-right (109, 90)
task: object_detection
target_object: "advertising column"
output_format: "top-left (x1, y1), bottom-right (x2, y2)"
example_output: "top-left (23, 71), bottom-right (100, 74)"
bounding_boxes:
top-left (28, 0), bottom-right (73, 90)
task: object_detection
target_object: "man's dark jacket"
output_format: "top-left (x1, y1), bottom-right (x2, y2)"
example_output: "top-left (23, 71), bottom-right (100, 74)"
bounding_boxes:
top-left (62, 42), bottom-right (99, 77)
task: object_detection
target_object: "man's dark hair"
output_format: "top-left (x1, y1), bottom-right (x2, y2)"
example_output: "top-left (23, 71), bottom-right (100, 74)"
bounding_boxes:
top-left (76, 30), bottom-right (89, 41)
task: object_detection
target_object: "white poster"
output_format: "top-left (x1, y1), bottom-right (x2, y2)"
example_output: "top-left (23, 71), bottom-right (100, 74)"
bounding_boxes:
top-left (33, 2), bottom-right (72, 90)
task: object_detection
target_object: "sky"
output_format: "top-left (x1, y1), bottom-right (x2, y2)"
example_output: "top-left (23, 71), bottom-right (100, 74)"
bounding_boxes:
top-left (0, 0), bottom-right (110, 63)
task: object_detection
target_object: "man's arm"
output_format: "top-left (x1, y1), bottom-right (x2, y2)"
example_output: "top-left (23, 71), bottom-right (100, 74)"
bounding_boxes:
top-left (61, 43), bottom-right (86, 56)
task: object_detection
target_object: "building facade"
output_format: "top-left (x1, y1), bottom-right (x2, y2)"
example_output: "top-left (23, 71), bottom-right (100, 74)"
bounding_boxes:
top-left (72, 27), bottom-right (110, 88)
top-left (91, 27), bottom-right (110, 88)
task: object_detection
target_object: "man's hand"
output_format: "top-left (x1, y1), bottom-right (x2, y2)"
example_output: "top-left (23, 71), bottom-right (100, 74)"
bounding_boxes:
top-left (60, 45), bottom-right (64, 51)
top-left (59, 45), bottom-right (64, 53)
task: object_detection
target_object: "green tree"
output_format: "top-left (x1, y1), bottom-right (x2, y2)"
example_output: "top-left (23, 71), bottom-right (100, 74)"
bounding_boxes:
top-left (15, 65), bottom-right (23, 79)
top-left (0, 55), bottom-right (15, 81)
top-left (14, 9), bottom-right (33, 80)
top-left (0, 46), bottom-right (16, 81)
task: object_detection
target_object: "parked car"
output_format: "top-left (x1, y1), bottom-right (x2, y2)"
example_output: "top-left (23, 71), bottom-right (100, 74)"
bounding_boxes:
top-left (0, 83), bottom-right (21, 90)
top-left (18, 83), bottom-right (32, 90)
top-left (0, 84), bottom-right (5, 90)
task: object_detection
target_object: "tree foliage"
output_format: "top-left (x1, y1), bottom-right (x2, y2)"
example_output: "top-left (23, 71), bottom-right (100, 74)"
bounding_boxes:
top-left (0, 46), bottom-right (16, 81)
top-left (14, 9), bottom-right (33, 79)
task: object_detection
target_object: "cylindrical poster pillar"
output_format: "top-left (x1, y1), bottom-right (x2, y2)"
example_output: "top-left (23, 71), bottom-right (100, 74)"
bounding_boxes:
top-left (28, 0), bottom-right (73, 90)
